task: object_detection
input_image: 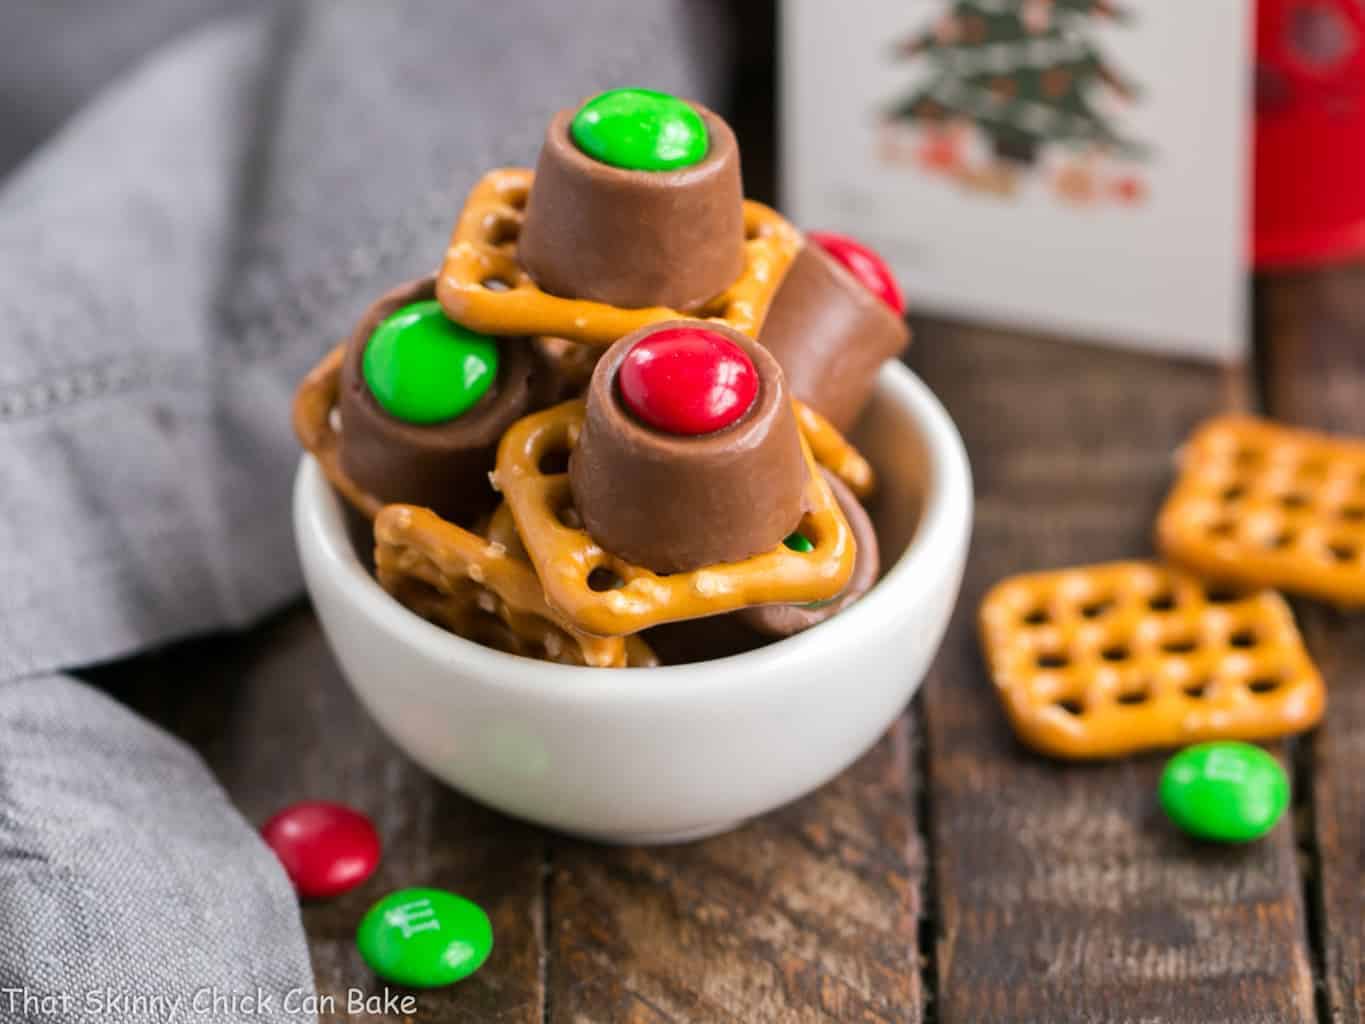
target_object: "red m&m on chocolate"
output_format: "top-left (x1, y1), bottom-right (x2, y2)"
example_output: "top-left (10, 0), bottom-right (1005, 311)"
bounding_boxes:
top-left (617, 325), bottom-right (758, 435)
top-left (262, 801), bottom-right (381, 900)
top-left (807, 232), bottom-right (905, 315)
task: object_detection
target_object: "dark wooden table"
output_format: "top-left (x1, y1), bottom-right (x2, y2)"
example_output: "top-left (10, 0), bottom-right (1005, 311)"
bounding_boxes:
top-left (94, 266), bottom-right (1364, 1023)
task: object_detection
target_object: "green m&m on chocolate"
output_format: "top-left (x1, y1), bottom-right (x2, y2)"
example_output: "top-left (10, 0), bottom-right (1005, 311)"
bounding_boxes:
top-left (1159, 741), bottom-right (1289, 843)
top-left (356, 887), bottom-right (493, 988)
top-left (571, 88), bottom-right (708, 171)
top-left (362, 300), bottom-right (498, 424)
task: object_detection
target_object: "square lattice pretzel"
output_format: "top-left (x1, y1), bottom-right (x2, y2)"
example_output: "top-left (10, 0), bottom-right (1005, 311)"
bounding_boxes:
top-left (1158, 415), bottom-right (1365, 606)
top-left (436, 168), bottom-right (803, 347)
top-left (979, 560), bottom-right (1325, 759)
top-left (375, 503), bottom-right (630, 668)
top-left (493, 399), bottom-right (857, 637)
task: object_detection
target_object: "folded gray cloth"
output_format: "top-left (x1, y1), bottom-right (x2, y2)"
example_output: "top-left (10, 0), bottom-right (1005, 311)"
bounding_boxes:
top-left (0, 2), bottom-right (730, 1019)
top-left (0, 675), bottom-right (314, 1023)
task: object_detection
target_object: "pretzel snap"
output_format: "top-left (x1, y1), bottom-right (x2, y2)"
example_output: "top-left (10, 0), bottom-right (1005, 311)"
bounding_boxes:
top-left (979, 560), bottom-right (1326, 759)
top-left (493, 399), bottom-right (857, 636)
top-left (292, 344), bottom-right (384, 519)
top-left (375, 504), bottom-right (629, 667)
top-left (1158, 414), bottom-right (1365, 606)
top-left (795, 400), bottom-right (876, 500)
top-left (436, 169), bottom-right (802, 347)
top-left (383, 574), bottom-right (543, 660)
top-left (388, 571), bottom-right (658, 668)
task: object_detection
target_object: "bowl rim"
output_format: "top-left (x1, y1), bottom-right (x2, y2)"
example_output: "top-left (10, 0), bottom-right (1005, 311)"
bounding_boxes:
top-left (295, 360), bottom-right (973, 700)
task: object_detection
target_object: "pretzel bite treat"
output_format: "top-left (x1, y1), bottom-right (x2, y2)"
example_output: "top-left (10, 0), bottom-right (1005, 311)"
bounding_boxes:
top-left (737, 469), bottom-right (880, 638)
top-left (517, 88), bottom-right (745, 311)
top-left (496, 403), bottom-right (855, 636)
top-left (289, 275), bottom-right (546, 523)
top-left (294, 89), bottom-right (901, 667)
top-left (759, 232), bottom-right (910, 432)
top-left (569, 321), bottom-right (806, 574)
top-left (438, 167), bottom-right (800, 347)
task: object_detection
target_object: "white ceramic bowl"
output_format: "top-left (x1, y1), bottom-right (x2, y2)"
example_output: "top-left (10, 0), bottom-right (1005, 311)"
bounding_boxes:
top-left (294, 361), bottom-right (972, 844)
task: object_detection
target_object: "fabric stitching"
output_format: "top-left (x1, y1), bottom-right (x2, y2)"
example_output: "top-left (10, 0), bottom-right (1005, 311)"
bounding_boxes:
top-left (0, 357), bottom-right (205, 424)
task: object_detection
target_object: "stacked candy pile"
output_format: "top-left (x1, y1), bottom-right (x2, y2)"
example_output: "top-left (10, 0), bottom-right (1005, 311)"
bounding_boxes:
top-left (293, 88), bottom-right (910, 667)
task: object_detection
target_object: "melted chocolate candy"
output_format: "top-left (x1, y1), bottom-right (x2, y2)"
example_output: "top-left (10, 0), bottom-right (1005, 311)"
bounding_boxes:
top-left (518, 101), bottom-right (745, 311)
top-left (338, 276), bottom-right (542, 524)
top-left (569, 320), bottom-right (806, 574)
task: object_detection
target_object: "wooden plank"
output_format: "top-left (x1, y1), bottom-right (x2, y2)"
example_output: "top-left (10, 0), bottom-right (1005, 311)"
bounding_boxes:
top-left (101, 607), bottom-right (925, 1023)
top-left (547, 716), bottom-right (924, 1023)
top-left (99, 607), bottom-right (547, 1024)
top-left (907, 322), bottom-right (1317, 1023)
top-left (1259, 264), bottom-right (1365, 1024)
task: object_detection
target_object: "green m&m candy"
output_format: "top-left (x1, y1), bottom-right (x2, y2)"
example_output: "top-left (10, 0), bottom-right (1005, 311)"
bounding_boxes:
top-left (356, 887), bottom-right (493, 988)
top-left (783, 532), bottom-right (826, 606)
top-left (362, 300), bottom-right (498, 424)
top-left (1159, 741), bottom-right (1289, 843)
top-left (571, 88), bottom-right (708, 171)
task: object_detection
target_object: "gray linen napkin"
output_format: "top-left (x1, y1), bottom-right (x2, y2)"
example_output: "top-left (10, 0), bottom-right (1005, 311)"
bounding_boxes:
top-left (0, 2), bottom-right (730, 1019)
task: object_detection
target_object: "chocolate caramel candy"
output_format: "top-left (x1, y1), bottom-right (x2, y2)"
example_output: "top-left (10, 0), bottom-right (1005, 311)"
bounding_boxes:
top-left (736, 469), bottom-right (880, 637)
top-left (568, 320), bottom-right (806, 574)
top-left (517, 90), bottom-right (745, 312)
top-left (338, 276), bottom-right (540, 523)
top-left (758, 233), bottom-right (910, 433)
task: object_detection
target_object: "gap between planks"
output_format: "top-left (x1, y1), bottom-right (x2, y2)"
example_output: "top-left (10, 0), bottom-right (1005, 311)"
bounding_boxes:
top-left (1256, 267), bottom-right (1365, 1024)
top-left (907, 318), bottom-right (1317, 1024)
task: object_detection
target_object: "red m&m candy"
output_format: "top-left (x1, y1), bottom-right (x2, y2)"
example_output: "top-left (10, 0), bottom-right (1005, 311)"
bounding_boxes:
top-left (262, 801), bottom-right (381, 900)
top-left (617, 326), bottom-right (758, 435)
top-left (807, 232), bottom-right (905, 315)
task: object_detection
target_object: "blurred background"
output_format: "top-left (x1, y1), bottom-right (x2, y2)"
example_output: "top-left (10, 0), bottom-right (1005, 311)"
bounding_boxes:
top-left (10, 0), bottom-right (1362, 358)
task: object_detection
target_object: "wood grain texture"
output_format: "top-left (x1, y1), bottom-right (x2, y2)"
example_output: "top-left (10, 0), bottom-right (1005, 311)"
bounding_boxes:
top-left (99, 608), bottom-right (547, 1024)
top-left (83, 290), bottom-right (1365, 1023)
top-left (97, 606), bottom-right (925, 1024)
top-left (907, 322), bottom-right (1317, 1024)
top-left (546, 717), bottom-right (923, 1024)
top-left (1259, 265), bottom-right (1365, 1024)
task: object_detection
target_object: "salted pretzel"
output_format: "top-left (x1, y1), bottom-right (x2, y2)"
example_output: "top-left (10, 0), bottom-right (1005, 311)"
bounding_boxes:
top-left (794, 401), bottom-right (876, 500)
top-left (384, 574), bottom-right (543, 659)
top-left (292, 343), bottom-right (384, 519)
top-left (493, 399), bottom-right (857, 637)
top-left (485, 503), bottom-right (666, 673)
top-left (979, 560), bottom-right (1326, 759)
top-left (388, 570), bottom-right (658, 668)
top-left (375, 504), bottom-right (631, 668)
top-left (1158, 414), bottom-right (1365, 606)
top-left (437, 168), bottom-right (803, 347)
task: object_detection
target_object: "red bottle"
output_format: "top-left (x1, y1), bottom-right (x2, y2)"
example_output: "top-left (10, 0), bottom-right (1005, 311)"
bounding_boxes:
top-left (1255, 0), bottom-right (1365, 266)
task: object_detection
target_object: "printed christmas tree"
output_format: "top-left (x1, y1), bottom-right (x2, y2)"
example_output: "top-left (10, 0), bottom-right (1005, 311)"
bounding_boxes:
top-left (888, 0), bottom-right (1144, 168)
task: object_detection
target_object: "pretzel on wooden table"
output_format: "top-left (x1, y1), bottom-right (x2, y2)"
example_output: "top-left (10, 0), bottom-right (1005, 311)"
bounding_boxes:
top-left (979, 560), bottom-right (1326, 759)
top-left (1158, 414), bottom-right (1365, 606)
